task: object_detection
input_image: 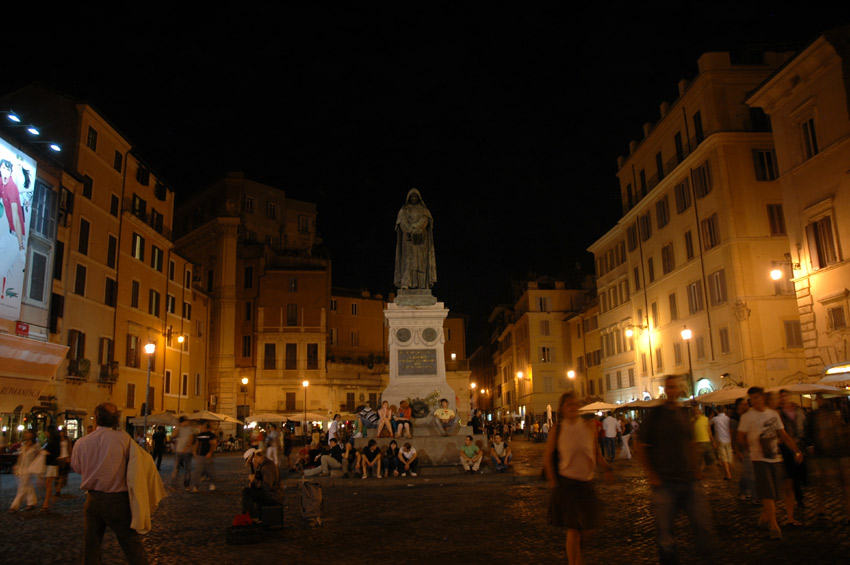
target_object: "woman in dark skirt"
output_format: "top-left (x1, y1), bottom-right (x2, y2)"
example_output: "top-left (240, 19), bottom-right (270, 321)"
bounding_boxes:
top-left (544, 392), bottom-right (613, 563)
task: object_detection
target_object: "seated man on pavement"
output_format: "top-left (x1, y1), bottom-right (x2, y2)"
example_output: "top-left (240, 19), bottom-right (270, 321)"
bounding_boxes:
top-left (358, 403), bottom-right (379, 438)
top-left (303, 443), bottom-right (328, 477)
top-left (433, 398), bottom-right (459, 436)
top-left (399, 442), bottom-right (419, 476)
top-left (343, 440), bottom-right (360, 478)
top-left (361, 439), bottom-right (382, 479)
top-left (304, 438), bottom-right (346, 477)
top-left (490, 433), bottom-right (513, 473)
top-left (460, 435), bottom-right (483, 473)
top-left (382, 439), bottom-right (401, 477)
top-left (242, 448), bottom-right (284, 520)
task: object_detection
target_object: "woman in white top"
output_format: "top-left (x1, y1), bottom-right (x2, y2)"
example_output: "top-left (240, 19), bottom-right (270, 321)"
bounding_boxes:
top-left (544, 392), bottom-right (612, 564)
top-left (10, 430), bottom-right (41, 511)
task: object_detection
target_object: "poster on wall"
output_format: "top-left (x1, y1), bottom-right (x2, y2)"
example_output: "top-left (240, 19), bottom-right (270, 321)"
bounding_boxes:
top-left (0, 136), bottom-right (35, 321)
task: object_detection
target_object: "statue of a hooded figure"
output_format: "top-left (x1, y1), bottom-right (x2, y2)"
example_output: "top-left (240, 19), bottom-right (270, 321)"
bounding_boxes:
top-left (394, 189), bottom-right (437, 290)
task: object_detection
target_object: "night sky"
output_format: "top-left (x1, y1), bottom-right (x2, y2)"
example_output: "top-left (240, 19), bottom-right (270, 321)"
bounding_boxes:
top-left (2, 5), bottom-right (847, 344)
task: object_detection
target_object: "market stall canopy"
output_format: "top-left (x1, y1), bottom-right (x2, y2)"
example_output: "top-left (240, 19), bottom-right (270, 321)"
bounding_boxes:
top-left (579, 401), bottom-right (619, 413)
top-left (695, 387), bottom-right (749, 405)
top-left (0, 334), bottom-right (68, 412)
top-left (183, 410), bottom-right (244, 424)
top-left (817, 363), bottom-right (850, 384)
top-left (767, 383), bottom-right (850, 395)
top-left (245, 413), bottom-right (289, 423)
top-left (128, 412), bottom-right (180, 426)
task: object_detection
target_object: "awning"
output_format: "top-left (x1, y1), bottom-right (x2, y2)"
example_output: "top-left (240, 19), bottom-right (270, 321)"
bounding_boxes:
top-left (0, 333), bottom-right (68, 413)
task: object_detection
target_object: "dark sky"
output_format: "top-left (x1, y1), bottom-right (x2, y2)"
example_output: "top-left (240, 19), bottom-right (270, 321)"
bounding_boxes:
top-left (2, 4), bottom-right (847, 344)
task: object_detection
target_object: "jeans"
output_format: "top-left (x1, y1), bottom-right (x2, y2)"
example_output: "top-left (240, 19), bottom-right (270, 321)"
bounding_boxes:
top-left (603, 437), bottom-right (617, 461)
top-left (194, 455), bottom-right (215, 486)
top-left (435, 416), bottom-right (459, 436)
top-left (172, 452), bottom-right (193, 488)
top-left (491, 453), bottom-right (512, 471)
top-left (652, 481), bottom-right (716, 565)
top-left (84, 491), bottom-right (147, 565)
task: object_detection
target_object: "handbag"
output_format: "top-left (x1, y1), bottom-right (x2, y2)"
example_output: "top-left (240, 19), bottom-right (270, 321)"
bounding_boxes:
top-left (27, 450), bottom-right (47, 475)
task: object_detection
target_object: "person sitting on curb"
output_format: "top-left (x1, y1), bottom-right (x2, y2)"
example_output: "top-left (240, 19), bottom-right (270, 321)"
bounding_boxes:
top-left (395, 400), bottom-right (413, 439)
top-left (302, 438), bottom-right (346, 477)
top-left (490, 433), bottom-right (512, 472)
top-left (383, 440), bottom-right (401, 477)
top-left (399, 442), bottom-right (419, 477)
top-left (303, 443), bottom-right (328, 477)
top-left (242, 448), bottom-right (284, 521)
top-left (377, 401), bottom-right (394, 438)
top-left (433, 398), bottom-right (458, 436)
top-left (460, 435), bottom-right (483, 474)
top-left (361, 439), bottom-right (382, 479)
top-left (358, 403), bottom-right (379, 438)
top-left (343, 440), bottom-right (360, 478)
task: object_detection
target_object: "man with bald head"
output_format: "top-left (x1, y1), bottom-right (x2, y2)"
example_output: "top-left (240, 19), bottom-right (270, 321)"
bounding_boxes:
top-left (72, 402), bottom-right (148, 564)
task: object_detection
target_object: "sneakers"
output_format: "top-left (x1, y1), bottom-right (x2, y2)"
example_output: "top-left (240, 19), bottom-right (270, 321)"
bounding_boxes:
top-left (410, 472), bottom-right (417, 477)
top-left (400, 473), bottom-right (406, 477)
top-left (361, 474), bottom-right (367, 480)
top-left (209, 484), bottom-right (216, 491)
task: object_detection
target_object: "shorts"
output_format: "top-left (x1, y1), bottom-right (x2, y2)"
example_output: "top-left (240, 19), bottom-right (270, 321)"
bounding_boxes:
top-left (753, 461), bottom-right (784, 500)
top-left (45, 465), bottom-right (59, 478)
top-left (548, 475), bottom-right (599, 531)
top-left (716, 442), bottom-right (733, 464)
top-left (698, 442), bottom-right (716, 465)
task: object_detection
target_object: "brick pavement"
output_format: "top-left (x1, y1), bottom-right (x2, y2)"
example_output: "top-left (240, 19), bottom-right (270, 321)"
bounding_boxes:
top-left (2, 437), bottom-right (850, 563)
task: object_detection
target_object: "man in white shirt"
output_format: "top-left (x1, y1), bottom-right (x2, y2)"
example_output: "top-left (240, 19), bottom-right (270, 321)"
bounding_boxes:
top-left (328, 414), bottom-right (341, 444)
top-left (711, 406), bottom-right (733, 480)
top-left (71, 402), bottom-right (147, 565)
top-left (602, 412), bottom-right (619, 462)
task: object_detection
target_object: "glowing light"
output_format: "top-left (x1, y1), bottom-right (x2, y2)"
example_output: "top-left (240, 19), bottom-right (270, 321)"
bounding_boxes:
top-left (177, 335), bottom-right (185, 343)
top-left (517, 372), bottom-right (523, 379)
top-left (7, 113), bottom-right (20, 123)
top-left (625, 328), bottom-right (634, 338)
top-left (470, 382), bottom-right (477, 389)
top-left (49, 144), bottom-right (61, 152)
top-left (303, 380), bottom-right (309, 387)
top-left (144, 342), bottom-right (156, 355)
top-left (451, 353), bottom-right (456, 361)
top-left (826, 364), bottom-right (850, 375)
top-left (681, 328), bottom-right (692, 340)
top-left (567, 370), bottom-right (575, 379)
top-left (26, 127), bottom-right (39, 135)
top-left (770, 268), bottom-right (783, 281)
top-left (1, 426), bottom-right (6, 432)
top-left (241, 377), bottom-right (249, 385)
top-left (17, 425), bottom-right (24, 431)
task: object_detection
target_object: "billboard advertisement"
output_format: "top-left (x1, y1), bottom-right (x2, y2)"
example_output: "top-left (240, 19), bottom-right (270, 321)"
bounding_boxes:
top-left (0, 136), bottom-right (35, 321)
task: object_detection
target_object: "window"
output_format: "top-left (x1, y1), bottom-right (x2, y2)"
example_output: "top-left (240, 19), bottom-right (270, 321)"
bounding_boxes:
top-left (538, 296), bottom-right (551, 312)
top-left (299, 215), bottom-right (309, 233)
top-left (136, 167), bottom-right (150, 186)
top-left (807, 216), bottom-right (839, 269)
top-left (687, 281), bottom-right (704, 314)
top-left (767, 204), bottom-right (786, 236)
top-left (126, 383), bottom-right (135, 409)
top-left (719, 327), bottom-right (731, 354)
top-left (351, 331), bottom-right (360, 347)
top-left (86, 126), bottom-right (98, 150)
top-left (266, 202), bottom-right (277, 219)
top-left (74, 264), bottom-right (86, 296)
top-left (330, 299), bottom-right (337, 312)
top-left (754, 149), bottom-right (779, 181)
top-left (131, 280), bottom-right (140, 308)
top-left (242, 335), bottom-right (252, 358)
top-left (784, 320), bottom-right (803, 348)
top-left (30, 181), bottom-right (57, 239)
top-left (351, 303), bottom-right (358, 316)
top-left (606, 374), bottom-right (611, 391)
top-left (264, 343), bottom-right (276, 369)
top-left (126, 335), bottom-right (140, 368)
top-left (330, 328), bottom-right (338, 345)
top-left (701, 214), bottom-right (720, 250)
top-left (307, 344), bottom-right (318, 369)
top-left (104, 277), bottom-right (117, 307)
top-left (639, 169), bottom-right (647, 196)
top-left (149, 290), bottom-right (161, 317)
top-left (185, 269), bottom-right (192, 288)
top-left (540, 347), bottom-right (552, 363)
top-left (154, 182), bottom-right (167, 201)
top-left (647, 257), bottom-right (655, 283)
top-left (619, 280), bottom-right (630, 304)
top-left (633, 267), bottom-right (641, 291)
top-left (78, 218), bottom-right (90, 255)
top-left (674, 342), bottom-right (683, 365)
top-left (82, 175), bottom-right (93, 199)
top-left (828, 306), bottom-right (847, 331)
top-left (287, 304), bottom-right (298, 326)
top-left (245, 301), bottom-right (252, 321)
top-left (206, 269), bottom-right (213, 292)
top-left (695, 335), bottom-right (706, 359)
top-left (684, 231), bottom-right (695, 260)
top-left (151, 246), bottom-right (163, 272)
top-left (669, 292), bottom-right (679, 322)
top-left (244, 195), bottom-right (254, 213)
top-left (244, 266), bottom-right (253, 289)
top-left (540, 320), bottom-right (550, 336)
top-left (693, 111), bottom-right (704, 143)
top-left (543, 375), bottom-right (553, 393)
top-left (628, 368), bottom-right (635, 388)
top-left (661, 243), bottom-right (675, 274)
top-left (285, 343), bottom-right (297, 370)
top-left (656, 151), bottom-right (664, 181)
top-left (674, 179), bottom-right (691, 213)
top-left (627, 224), bottom-right (638, 251)
top-left (674, 132), bottom-right (684, 161)
top-left (132, 194), bottom-right (146, 217)
top-left (708, 269), bottom-right (727, 306)
top-left (183, 302), bottom-right (192, 320)
top-left (106, 235), bottom-right (117, 269)
top-left (802, 118), bottom-right (819, 159)
top-left (165, 371), bottom-right (172, 394)
top-left (656, 196), bottom-right (670, 228)
top-left (651, 302), bottom-right (659, 328)
top-left (286, 392), bottom-right (297, 411)
top-left (639, 212), bottom-right (652, 241)
top-left (110, 194), bottom-right (119, 217)
top-left (693, 161), bottom-right (712, 198)
top-left (181, 374), bottom-right (188, 396)
top-left (194, 373), bottom-right (201, 396)
top-left (772, 262), bottom-right (794, 295)
top-left (113, 150), bottom-right (122, 172)
top-left (289, 278), bottom-right (298, 292)
top-left (68, 329), bottom-right (86, 365)
top-left (169, 260), bottom-right (175, 281)
top-left (641, 353), bottom-right (648, 373)
top-left (655, 347), bottom-right (663, 371)
top-left (150, 209), bottom-right (164, 233)
top-left (166, 294), bottom-right (176, 314)
top-left (26, 248), bottom-right (49, 304)
top-left (131, 233), bottom-right (145, 261)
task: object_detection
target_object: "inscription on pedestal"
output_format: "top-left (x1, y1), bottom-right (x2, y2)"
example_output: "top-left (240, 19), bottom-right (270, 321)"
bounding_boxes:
top-left (398, 349), bottom-right (437, 376)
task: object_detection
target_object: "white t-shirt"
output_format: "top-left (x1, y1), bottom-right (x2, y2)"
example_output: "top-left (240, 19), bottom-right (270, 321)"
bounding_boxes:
top-left (711, 413), bottom-right (731, 443)
top-left (401, 447), bottom-right (416, 461)
top-left (738, 408), bottom-right (784, 463)
top-left (602, 416), bottom-right (618, 438)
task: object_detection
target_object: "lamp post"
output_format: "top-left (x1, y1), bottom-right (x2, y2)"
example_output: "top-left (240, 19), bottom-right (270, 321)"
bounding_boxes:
top-left (143, 342), bottom-right (156, 441)
top-left (175, 334), bottom-right (185, 414)
top-left (680, 327), bottom-right (694, 398)
top-left (470, 382), bottom-right (477, 413)
top-left (302, 380), bottom-right (309, 440)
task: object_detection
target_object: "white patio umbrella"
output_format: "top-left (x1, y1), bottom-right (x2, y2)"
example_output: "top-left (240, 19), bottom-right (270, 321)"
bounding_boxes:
top-left (579, 401), bottom-right (618, 413)
top-left (768, 383), bottom-right (850, 395)
top-left (694, 387), bottom-right (748, 405)
top-left (128, 412), bottom-right (179, 426)
top-left (183, 410), bottom-right (244, 424)
top-left (244, 413), bottom-right (289, 423)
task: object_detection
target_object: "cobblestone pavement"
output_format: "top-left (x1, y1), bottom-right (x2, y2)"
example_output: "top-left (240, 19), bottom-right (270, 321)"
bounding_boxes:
top-left (2, 438), bottom-right (850, 563)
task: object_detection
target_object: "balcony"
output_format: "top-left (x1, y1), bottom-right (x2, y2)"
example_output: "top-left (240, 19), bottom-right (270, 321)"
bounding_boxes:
top-left (123, 197), bottom-right (173, 240)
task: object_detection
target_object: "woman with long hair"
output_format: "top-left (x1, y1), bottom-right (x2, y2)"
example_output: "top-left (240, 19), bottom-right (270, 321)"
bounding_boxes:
top-left (544, 392), bottom-right (613, 563)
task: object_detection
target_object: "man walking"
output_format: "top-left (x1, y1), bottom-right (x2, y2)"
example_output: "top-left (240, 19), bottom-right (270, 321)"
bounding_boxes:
top-left (71, 403), bottom-right (148, 565)
top-left (171, 416), bottom-right (195, 491)
top-left (711, 406), bottom-right (733, 480)
top-left (638, 375), bottom-right (716, 564)
top-left (602, 412), bottom-right (619, 462)
top-left (194, 423), bottom-right (217, 492)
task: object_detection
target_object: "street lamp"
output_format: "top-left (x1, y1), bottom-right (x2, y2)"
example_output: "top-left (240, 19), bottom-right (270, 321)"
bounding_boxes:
top-left (680, 327), bottom-right (694, 398)
top-left (143, 342), bottom-right (156, 440)
top-left (302, 380), bottom-right (309, 440)
top-left (567, 370), bottom-right (575, 379)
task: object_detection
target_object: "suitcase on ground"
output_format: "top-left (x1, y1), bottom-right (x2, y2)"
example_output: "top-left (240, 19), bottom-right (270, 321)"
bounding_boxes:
top-left (261, 504), bottom-right (284, 530)
top-left (299, 480), bottom-right (323, 528)
top-left (226, 523), bottom-right (262, 545)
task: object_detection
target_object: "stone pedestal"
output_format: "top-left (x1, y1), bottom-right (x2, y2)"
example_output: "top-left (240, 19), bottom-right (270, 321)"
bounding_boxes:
top-left (382, 298), bottom-right (455, 412)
